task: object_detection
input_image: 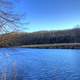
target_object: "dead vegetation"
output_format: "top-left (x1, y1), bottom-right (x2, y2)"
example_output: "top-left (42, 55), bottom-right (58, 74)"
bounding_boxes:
top-left (0, 0), bottom-right (22, 80)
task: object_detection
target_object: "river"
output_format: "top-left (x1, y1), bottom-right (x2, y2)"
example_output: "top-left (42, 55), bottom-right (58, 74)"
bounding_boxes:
top-left (0, 48), bottom-right (80, 80)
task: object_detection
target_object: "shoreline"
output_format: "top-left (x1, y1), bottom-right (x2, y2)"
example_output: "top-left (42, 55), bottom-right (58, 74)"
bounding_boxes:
top-left (19, 43), bottom-right (80, 49)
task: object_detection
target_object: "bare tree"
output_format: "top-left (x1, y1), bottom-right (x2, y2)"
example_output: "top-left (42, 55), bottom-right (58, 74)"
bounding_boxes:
top-left (0, 1), bottom-right (22, 80)
top-left (0, 0), bottom-right (22, 34)
top-left (0, 0), bottom-right (24, 47)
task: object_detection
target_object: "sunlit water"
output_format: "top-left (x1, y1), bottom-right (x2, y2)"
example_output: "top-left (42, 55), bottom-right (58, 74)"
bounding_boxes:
top-left (0, 48), bottom-right (80, 80)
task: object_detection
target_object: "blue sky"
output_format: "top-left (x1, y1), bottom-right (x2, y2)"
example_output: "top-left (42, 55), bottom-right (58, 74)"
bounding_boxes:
top-left (14, 0), bottom-right (80, 32)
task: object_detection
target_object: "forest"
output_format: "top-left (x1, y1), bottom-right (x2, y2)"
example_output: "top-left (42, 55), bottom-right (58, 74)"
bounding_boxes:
top-left (0, 28), bottom-right (80, 48)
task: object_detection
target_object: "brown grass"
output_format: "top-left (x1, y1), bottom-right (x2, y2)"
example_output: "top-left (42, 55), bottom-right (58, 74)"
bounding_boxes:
top-left (13, 61), bottom-right (17, 80)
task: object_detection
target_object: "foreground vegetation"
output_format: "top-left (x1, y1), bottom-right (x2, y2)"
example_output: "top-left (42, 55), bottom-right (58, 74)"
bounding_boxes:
top-left (0, 28), bottom-right (80, 48)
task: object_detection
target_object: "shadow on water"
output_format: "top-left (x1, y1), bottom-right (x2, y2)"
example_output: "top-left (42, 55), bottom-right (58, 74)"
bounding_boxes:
top-left (0, 48), bottom-right (80, 80)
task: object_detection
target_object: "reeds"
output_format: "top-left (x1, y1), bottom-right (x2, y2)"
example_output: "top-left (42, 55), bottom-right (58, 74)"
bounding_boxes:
top-left (0, 61), bottom-right (17, 80)
top-left (0, 50), bottom-right (17, 80)
top-left (1, 65), bottom-right (8, 80)
top-left (13, 61), bottom-right (17, 80)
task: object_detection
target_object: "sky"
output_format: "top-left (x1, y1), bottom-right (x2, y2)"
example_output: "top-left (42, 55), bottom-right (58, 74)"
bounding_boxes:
top-left (14, 0), bottom-right (80, 32)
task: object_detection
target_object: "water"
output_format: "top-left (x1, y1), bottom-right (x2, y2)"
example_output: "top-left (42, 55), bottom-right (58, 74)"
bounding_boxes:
top-left (0, 48), bottom-right (80, 80)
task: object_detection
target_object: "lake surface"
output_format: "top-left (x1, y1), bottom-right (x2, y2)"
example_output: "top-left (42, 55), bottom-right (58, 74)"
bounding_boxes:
top-left (0, 48), bottom-right (80, 80)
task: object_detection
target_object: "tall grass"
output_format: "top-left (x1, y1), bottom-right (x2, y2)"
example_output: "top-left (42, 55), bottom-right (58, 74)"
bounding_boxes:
top-left (13, 61), bottom-right (17, 80)
top-left (1, 65), bottom-right (8, 80)
top-left (0, 49), bottom-right (17, 80)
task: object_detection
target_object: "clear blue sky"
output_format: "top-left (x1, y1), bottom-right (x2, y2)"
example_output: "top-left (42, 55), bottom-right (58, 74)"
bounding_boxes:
top-left (14, 0), bottom-right (80, 32)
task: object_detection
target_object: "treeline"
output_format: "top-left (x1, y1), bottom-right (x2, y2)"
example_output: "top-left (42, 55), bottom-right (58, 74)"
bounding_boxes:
top-left (0, 28), bottom-right (80, 47)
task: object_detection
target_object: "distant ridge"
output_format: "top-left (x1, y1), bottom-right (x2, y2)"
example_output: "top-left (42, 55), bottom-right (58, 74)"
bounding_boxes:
top-left (0, 28), bottom-right (80, 48)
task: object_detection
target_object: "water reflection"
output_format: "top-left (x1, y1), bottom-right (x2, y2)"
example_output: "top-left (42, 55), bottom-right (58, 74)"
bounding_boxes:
top-left (0, 48), bottom-right (80, 80)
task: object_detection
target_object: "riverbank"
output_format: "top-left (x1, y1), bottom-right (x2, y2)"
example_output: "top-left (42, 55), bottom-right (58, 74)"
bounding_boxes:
top-left (19, 43), bottom-right (80, 49)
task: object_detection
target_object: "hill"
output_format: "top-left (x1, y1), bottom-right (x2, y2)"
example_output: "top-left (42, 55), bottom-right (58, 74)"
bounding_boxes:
top-left (0, 28), bottom-right (80, 48)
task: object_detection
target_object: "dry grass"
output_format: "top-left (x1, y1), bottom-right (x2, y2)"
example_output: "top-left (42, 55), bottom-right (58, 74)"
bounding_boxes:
top-left (0, 49), bottom-right (17, 80)
top-left (13, 61), bottom-right (17, 80)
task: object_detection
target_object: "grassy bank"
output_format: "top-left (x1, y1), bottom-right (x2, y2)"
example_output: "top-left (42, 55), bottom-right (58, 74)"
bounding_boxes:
top-left (20, 43), bottom-right (80, 49)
